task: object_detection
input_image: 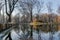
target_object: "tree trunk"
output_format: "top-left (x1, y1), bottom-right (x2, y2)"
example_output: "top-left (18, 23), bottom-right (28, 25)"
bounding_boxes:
top-left (5, 14), bottom-right (12, 40)
top-left (5, 32), bottom-right (12, 40)
top-left (8, 15), bottom-right (11, 22)
top-left (30, 10), bottom-right (33, 38)
top-left (8, 15), bottom-right (12, 40)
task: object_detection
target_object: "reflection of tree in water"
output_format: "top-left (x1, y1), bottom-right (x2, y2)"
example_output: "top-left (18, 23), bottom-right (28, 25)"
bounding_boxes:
top-left (14, 15), bottom-right (30, 40)
top-left (58, 33), bottom-right (60, 40)
top-left (38, 31), bottom-right (42, 40)
top-left (14, 27), bottom-right (29, 40)
top-left (35, 25), bottom-right (42, 40)
top-left (49, 24), bottom-right (56, 40)
top-left (49, 32), bottom-right (53, 40)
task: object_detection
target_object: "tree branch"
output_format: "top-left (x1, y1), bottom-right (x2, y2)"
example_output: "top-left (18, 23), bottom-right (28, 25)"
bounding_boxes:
top-left (11, 0), bottom-right (18, 14)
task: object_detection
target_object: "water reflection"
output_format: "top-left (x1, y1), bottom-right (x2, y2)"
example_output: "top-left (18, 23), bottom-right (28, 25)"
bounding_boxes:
top-left (10, 30), bottom-right (60, 40)
top-left (0, 25), bottom-right (60, 40)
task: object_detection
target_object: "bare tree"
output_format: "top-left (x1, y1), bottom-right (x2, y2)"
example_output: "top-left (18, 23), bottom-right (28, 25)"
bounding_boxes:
top-left (5, 0), bottom-right (18, 40)
top-left (14, 13), bottom-right (20, 32)
top-left (5, 0), bottom-right (18, 22)
top-left (18, 0), bottom-right (38, 37)
top-left (36, 0), bottom-right (44, 13)
top-left (47, 2), bottom-right (53, 14)
top-left (47, 2), bottom-right (54, 40)
top-left (36, 0), bottom-right (44, 40)
top-left (17, 0), bottom-right (44, 39)
top-left (57, 5), bottom-right (60, 14)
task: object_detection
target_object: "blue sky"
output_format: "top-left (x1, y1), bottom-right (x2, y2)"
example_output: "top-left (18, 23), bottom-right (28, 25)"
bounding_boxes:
top-left (12, 0), bottom-right (60, 16)
top-left (41, 0), bottom-right (60, 13)
top-left (32, 0), bottom-right (60, 15)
